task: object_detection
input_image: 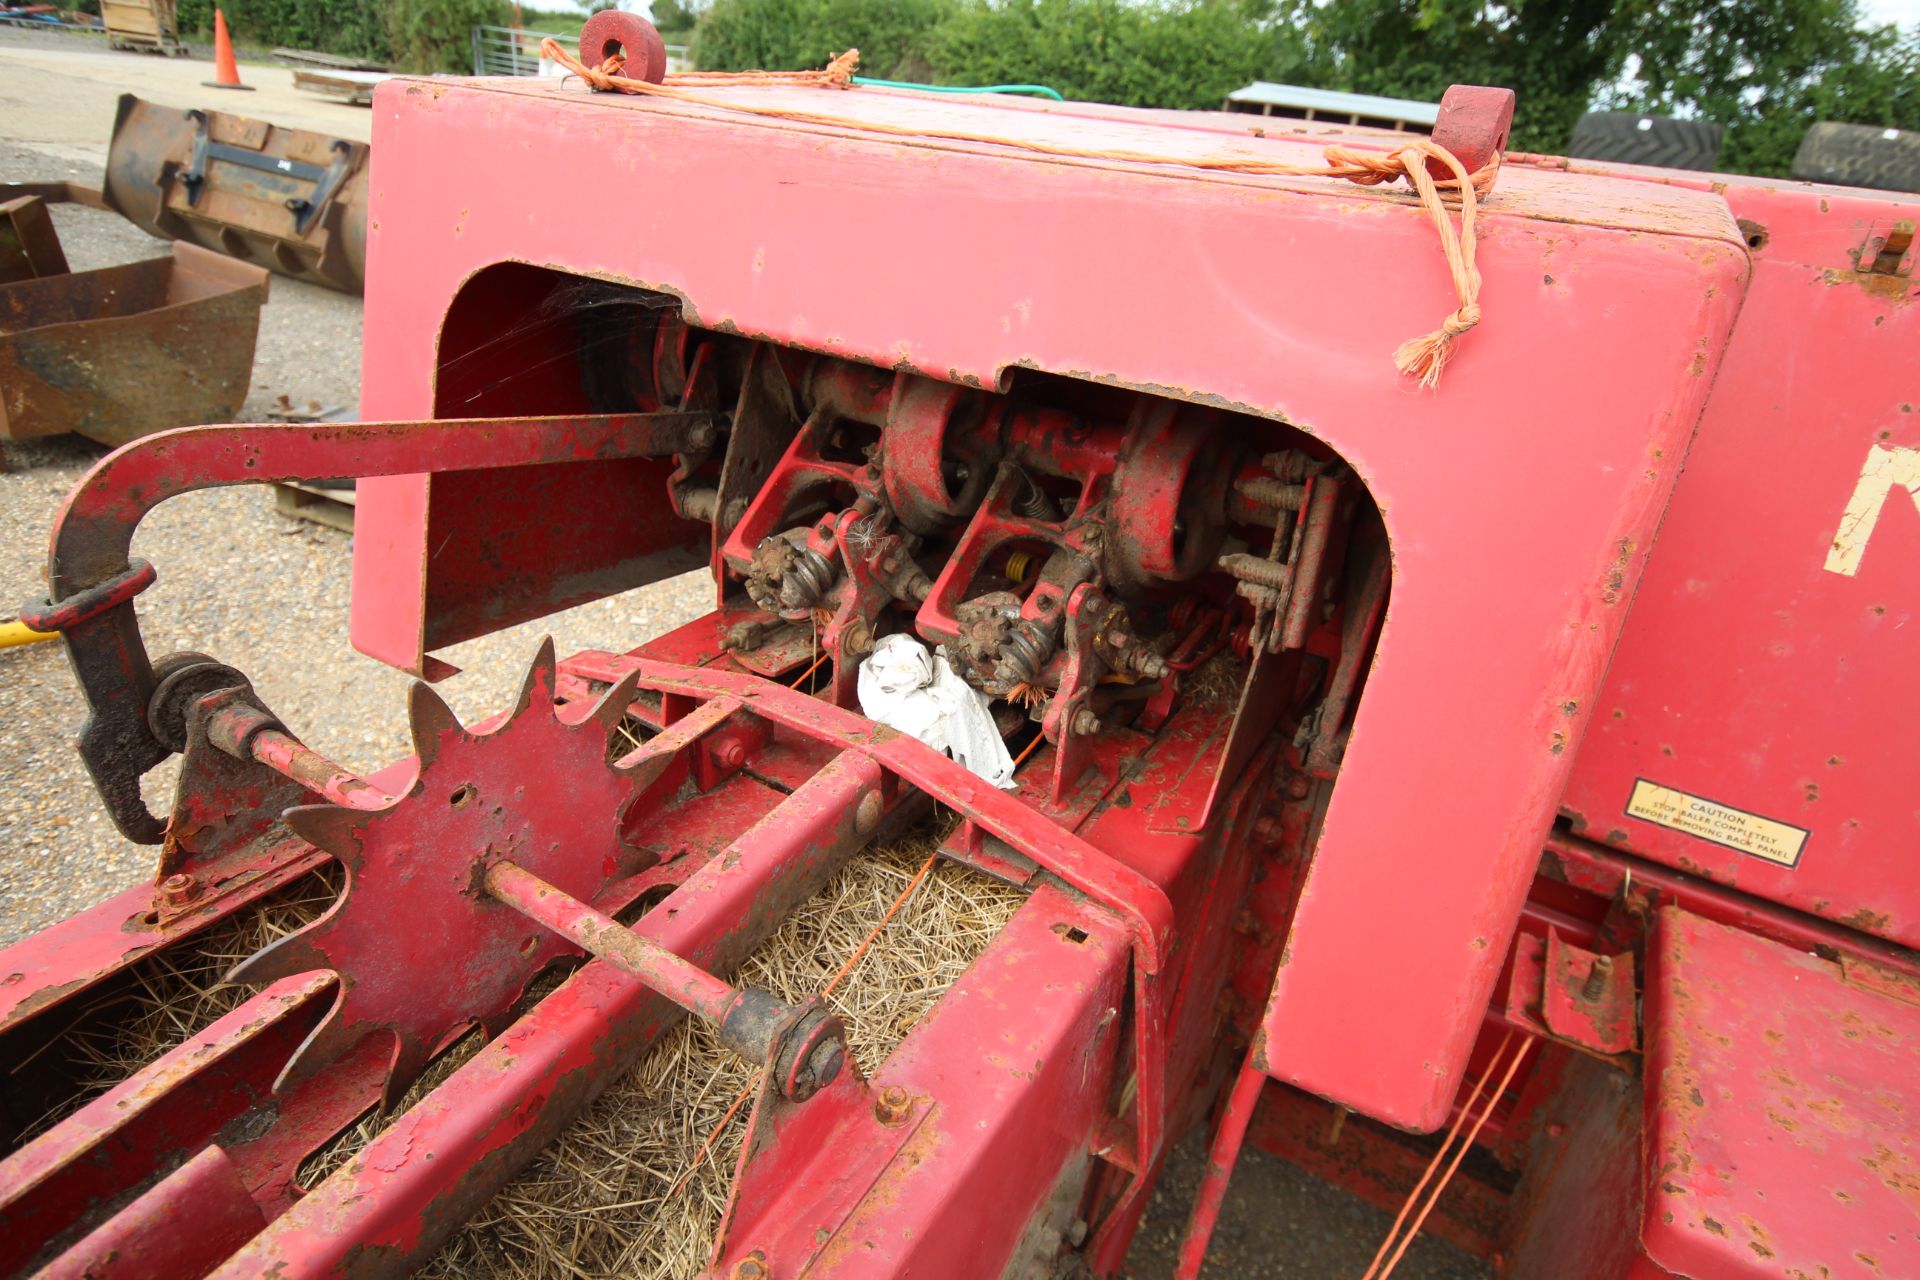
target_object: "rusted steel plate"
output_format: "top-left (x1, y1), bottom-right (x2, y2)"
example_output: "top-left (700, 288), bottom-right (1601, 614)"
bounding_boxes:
top-left (1642, 906), bottom-right (1920, 1278)
top-left (101, 94), bottom-right (369, 294)
top-left (0, 195), bottom-right (68, 284)
top-left (0, 242), bottom-right (266, 447)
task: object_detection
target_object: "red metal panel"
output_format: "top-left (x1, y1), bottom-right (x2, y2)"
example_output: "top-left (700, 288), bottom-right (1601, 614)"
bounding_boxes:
top-left (1561, 178), bottom-right (1920, 947)
top-left (1641, 906), bottom-right (1920, 1279)
top-left (712, 884), bottom-right (1129, 1277)
top-left (351, 77), bottom-right (1746, 1129)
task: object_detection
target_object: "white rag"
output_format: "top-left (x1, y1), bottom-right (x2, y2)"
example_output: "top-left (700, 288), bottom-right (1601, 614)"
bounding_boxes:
top-left (856, 633), bottom-right (1019, 789)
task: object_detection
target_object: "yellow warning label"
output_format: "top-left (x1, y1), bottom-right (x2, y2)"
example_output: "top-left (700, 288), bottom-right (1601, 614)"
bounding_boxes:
top-left (1626, 780), bottom-right (1809, 868)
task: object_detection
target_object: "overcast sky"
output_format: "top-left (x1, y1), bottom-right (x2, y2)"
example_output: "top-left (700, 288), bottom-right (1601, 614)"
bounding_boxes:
top-left (1861, 0), bottom-right (1920, 24)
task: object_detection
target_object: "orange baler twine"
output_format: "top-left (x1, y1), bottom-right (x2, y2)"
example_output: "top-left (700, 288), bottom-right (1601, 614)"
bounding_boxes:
top-left (539, 39), bottom-right (1493, 388)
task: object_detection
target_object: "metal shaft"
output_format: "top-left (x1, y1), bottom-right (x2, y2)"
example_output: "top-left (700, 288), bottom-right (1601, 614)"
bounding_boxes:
top-left (483, 858), bottom-right (743, 1026)
top-left (205, 701), bottom-right (393, 810)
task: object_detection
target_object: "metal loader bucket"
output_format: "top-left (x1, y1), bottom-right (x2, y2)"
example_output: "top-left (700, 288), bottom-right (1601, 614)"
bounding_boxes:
top-left (0, 242), bottom-right (268, 447)
top-left (101, 93), bottom-right (369, 294)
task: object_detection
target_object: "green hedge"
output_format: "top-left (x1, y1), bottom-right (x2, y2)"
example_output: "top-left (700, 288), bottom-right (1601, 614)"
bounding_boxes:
top-left (692, 0), bottom-right (951, 82)
top-left (683, 0), bottom-right (1920, 179)
top-left (174, 0), bottom-right (504, 72)
top-left (691, 0), bottom-right (1280, 104)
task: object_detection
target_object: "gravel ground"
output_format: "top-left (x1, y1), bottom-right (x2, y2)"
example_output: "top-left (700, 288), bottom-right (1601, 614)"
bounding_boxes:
top-left (0, 139), bottom-right (710, 946)
top-left (0, 50), bottom-right (1485, 1278)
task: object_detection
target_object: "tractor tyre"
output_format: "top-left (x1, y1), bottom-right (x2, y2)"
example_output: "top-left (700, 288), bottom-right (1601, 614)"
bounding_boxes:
top-left (1567, 112), bottom-right (1724, 172)
top-left (1790, 122), bottom-right (1920, 194)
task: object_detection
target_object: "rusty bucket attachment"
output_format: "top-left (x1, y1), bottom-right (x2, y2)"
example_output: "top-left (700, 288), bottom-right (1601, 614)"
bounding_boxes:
top-left (0, 242), bottom-right (267, 448)
top-left (101, 94), bottom-right (369, 294)
top-left (0, 196), bottom-right (69, 285)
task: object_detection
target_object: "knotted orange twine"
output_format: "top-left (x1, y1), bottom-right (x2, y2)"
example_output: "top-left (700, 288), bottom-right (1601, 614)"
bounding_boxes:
top-left (540, 39), bottom-right (1491, 388)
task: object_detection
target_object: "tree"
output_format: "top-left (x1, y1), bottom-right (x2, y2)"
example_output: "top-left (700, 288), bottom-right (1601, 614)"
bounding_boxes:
top-left (692, 0), bottom-right (952, 80)
top-left (1602, 5), bottom-right (1920, 173)
top-left (681, 0), bottom-right (1920, 177)
top-left (384, 0), bottom-right (508, 73)
top-left (929, 0), bottom-right (1289, 109)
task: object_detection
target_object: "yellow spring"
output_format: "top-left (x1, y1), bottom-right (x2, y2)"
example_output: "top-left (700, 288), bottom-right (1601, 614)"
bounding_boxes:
top-left (1004, 550), bottom-right (1033, 582)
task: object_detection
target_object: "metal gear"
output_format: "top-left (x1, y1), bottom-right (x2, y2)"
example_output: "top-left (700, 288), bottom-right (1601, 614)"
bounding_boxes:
top-left (229, 640), bottom-right (646, 1108)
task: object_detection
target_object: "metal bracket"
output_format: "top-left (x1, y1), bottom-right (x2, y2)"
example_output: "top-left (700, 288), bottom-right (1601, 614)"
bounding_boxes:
top-left (180, 110), bottom-right (355, 235)
top-left (40, 411), bottom-right (716, 844)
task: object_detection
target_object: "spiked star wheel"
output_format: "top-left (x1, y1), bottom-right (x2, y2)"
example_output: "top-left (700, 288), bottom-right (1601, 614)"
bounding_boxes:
top-left (231, 640), bottom-right (644, 1108)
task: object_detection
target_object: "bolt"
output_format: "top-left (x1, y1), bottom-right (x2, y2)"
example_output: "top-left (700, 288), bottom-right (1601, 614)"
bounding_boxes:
top-left (160, 873), bottom-right (199, 907)
top-left (1235, 476), bottom-right (1307, 512)
top-left (1581, 954), bottom-right (1615, 1001)
top-left (728, 1251), bottom-right (771, 1280)
top-left (722, 498), bottom-right (750, 529)
top-left (1285, 775), bottom-right (1313, 801)
top-left (1547, 1122), bottom-right (1567, 1138)
top-left (1071, 708), bottom-right (1101, 736)
top-left (802, 1039), bottom-right (844, 1096)
top-left (874, 1083), bottom-right (912, 1126)
top-left (722, 620), bottom-right (766, 651)
top-left (842, 619), bottom-right (875, 659)
top-left (1218, 552), bottom-right (1292, 591)
top-left (716, 741), bottom-right (747, 771)
top-left (1066, 1219), bottom-right (1089, 1247)
top-left (1133, 650), bottom-right (1169, 680)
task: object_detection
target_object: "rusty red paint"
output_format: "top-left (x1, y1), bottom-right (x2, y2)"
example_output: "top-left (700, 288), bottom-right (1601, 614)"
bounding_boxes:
top-left (1557, 171), bottom-right (1920, 950)
top-left (7, 22), bottom-right (1917, 1275)
top-left (1642, 907), bottom-right (1920, 1278)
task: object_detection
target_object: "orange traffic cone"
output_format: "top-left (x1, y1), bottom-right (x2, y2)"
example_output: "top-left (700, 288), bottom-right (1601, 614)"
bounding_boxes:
top-left (203, 9), bottom-right (254, 91)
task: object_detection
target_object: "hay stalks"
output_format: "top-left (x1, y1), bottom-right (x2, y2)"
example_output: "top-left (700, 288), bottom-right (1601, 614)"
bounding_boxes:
top-left (15, 818), bottom-right (1025, 1280)
top-left (14, 865), bottom-right (342, 1143)
top-left (419, 821), bottom-right (1025, 1279)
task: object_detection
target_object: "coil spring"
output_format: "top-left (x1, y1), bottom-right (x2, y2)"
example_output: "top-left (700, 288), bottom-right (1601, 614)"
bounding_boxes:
top-left (997, 623), bottom-right (1052, 687)
top-left (1004, 549), bottom-right (1034, 584)
top-left (1013, 474), bottom-right (1056, 521)
top-left (780, 545), bottom-right (838, 610)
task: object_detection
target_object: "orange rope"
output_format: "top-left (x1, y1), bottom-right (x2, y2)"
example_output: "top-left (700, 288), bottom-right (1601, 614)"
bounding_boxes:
top-left (669, 841), bottom-right (942, 1196)
top-left (1012, 731), bottom-right (1046, 769)
top-left (667, 1077), bottom-right (757, 1199)
top-left (1377, 1036), bottom-right (1533, 1278)
top-left (538, 38), bottom-right (1491, 387)
top-left (787, 651), bottom-right (828, 689)
top-left (1362, 1032), bottom-right (1535, 1280)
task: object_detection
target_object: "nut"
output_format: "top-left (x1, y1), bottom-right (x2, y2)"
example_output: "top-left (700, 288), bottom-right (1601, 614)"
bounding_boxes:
top-left (728, 1251), bottom-right (771, 1280)
top-left (1071, 708), bottom-right (1101, 736)
top-left (160, 873), bottom-right (199, 908)
top-left (874, 1084), bottom-right (912, 1126)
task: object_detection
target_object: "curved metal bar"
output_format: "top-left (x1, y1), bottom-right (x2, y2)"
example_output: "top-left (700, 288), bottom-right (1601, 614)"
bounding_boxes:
top-left (34, 412), bottom-right (716, 843)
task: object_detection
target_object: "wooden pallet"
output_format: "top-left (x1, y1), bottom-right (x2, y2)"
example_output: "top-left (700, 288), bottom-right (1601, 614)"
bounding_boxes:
top-left (273, 481), bottom-right (355, 532)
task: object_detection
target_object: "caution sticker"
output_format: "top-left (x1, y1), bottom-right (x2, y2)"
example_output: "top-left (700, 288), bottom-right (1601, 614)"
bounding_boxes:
top-left (1626, 779), bottom-right (1810, 868)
